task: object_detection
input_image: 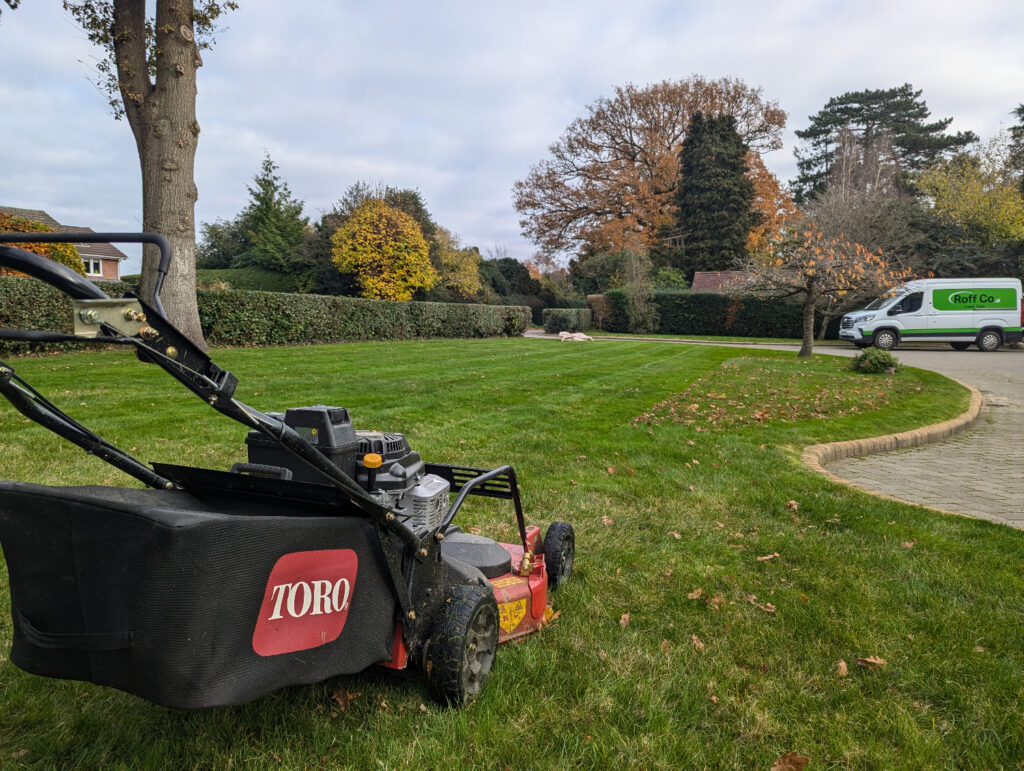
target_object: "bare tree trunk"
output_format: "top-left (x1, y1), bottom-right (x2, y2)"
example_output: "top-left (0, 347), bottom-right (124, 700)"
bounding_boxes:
top-left (113, 0), bottom-right (206, 349)
top-left (798, 277), bottom-right (819, 358)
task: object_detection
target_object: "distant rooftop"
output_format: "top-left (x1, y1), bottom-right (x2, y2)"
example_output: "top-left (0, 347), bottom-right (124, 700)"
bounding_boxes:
top-left (0, 206), bottom-right (128, 261)
top-left (691, 270), bottom-right (749, 293)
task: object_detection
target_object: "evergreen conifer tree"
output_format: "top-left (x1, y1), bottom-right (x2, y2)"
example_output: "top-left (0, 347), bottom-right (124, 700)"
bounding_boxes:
top-left (672, 112), bottom-right (759, 281)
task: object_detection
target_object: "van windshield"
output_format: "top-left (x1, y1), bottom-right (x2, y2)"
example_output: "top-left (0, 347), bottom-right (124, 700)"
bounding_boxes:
top-left (863, 290), bottom-right (905, 311)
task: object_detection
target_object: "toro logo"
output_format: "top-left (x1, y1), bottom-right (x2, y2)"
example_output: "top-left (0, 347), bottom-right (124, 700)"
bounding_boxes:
top-left (252, 549), bottom-right (358, 657)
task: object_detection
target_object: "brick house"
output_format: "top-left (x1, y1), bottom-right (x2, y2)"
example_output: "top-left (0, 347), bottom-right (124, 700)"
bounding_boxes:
top-left (0, 206), bottom-right (127, 281)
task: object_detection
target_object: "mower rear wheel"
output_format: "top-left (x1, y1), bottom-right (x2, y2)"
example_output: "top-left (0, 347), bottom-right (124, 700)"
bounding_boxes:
top-left (544, 521), bottom-right (575, 590)
top-left (426, 584), bottom-right (499, 706)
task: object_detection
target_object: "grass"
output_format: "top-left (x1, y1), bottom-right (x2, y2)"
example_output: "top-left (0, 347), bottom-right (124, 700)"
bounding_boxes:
top-left (1, 338), bottom-right (1022, 769)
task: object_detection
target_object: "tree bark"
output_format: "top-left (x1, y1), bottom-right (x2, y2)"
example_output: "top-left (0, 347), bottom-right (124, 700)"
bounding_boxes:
top-left (798, 277), bottom-right (819, 358)
top-left (113, 0), bottom-right (206, 348)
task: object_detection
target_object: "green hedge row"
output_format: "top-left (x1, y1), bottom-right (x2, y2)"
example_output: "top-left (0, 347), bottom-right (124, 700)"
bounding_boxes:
top-left (542, 307), bottom-right (593, 333)
top-left (595, 289), bottom-right (841, 339)
top-left (0, 277), bottom-right (530, 356)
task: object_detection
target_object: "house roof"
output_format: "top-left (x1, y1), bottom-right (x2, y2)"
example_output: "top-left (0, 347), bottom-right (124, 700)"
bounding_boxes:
top-left (0, 206), bottom-right (128, 261)
top-left (691, 271), bottom-right (749, 293)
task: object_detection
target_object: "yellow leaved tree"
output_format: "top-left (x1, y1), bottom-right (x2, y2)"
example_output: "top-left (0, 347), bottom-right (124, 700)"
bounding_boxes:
top-left (0, 212), bottom-right (86, 277)
top-left (330, 199), bottom-right (438, 301)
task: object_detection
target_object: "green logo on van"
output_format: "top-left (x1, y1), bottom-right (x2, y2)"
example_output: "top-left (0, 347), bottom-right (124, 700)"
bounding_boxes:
top-left (933, 288), bottom-right (1018, 311)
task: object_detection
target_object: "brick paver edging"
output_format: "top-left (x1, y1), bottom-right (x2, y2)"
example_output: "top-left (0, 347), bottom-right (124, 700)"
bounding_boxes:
top-left (801, 379), bottom-right (984, 501)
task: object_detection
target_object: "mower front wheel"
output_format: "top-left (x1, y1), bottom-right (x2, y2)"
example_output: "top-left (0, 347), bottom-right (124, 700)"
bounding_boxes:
top-left (425, 584), bottom-right (499, 706)
top-left (544, 521), bottom-right (575, 590)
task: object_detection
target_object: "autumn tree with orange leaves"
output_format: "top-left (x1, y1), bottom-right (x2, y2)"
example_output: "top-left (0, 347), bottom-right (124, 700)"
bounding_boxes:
top-left (743, 227), bottom-right (913, 357)
top-left (512, 76), bottom-right (786, 261)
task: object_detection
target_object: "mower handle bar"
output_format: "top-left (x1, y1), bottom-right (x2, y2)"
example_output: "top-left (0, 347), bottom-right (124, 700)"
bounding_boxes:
top-left (0, 232), bottom-right (172, 317)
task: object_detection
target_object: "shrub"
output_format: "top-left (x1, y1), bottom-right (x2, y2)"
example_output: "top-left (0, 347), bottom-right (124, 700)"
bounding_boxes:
top-left (0, 212), bottom-right (86, 276)
top-left (849, 348), bottom-right (902, 374)
top-left (542, 308), bottom-right (593, 333)
top-left (603, 289), bottom-right (631, 333)
top-left (196, 267), bottom-right (303, 293)
top-left (586, 294), bottom-right (610, 329)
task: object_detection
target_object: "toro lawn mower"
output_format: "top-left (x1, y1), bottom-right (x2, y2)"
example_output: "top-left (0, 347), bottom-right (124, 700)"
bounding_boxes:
top-left (0, 232), bottom-right (575, 708)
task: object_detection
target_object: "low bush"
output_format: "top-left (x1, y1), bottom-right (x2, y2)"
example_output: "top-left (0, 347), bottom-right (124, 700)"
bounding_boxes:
top-left (542, 308), bottom-right (593, 333)
top-left (195, 267), bottom-right (303, 293)
top-left (849, 348), bottom-right (902, 374)
top-left (0, 277), bottom-right (529, 355)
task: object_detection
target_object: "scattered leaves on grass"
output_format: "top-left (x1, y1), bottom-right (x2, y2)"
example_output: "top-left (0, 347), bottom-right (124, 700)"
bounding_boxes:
top-left (901, 540), bottom-right (918, 549)
top-left (746, 594), bottom-right (776, 614)
top-left (857, 656), bottom-right (887, 672)
top-left (619, 613), bottom-right (631, 627)
top-left (331, 689), bottom-right (360, 713)
top-left (786, 500), bottom-right (800, 511)
top-left (799, 594), bottom-right (809, 604)
top-left (836, 659), bottom-right (848, 677)
top-left (973, 646), bottom-right (985, 653)
top-left (607, 466), bottom-right (616, 474)
top-left (691, 634), bottom-right (705, 651)
top-left (757, 552), bottom-right (780, 562)
top-left (597, 650), bottom-right (610, 662)
top-left (669, 530), bottom-right (681, 539)
top-left (601, 515), bottom-right (614, 526)
top-left (771, 752), bottom-right (810, 771)
top-left (687, 587), bottom-right (704, 600)
top-left (661, 639), bottom-right (670, 655)
top-left (419, 703), bottom-right (428, 712)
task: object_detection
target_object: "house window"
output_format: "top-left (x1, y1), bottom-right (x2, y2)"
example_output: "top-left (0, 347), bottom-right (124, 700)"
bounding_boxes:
top-left (83, 259), bottom-right (103, 276)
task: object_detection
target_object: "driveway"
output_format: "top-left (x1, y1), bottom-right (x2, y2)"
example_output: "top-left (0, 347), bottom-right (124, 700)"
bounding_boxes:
top-left (527, 332), bottom-right (1023, 527)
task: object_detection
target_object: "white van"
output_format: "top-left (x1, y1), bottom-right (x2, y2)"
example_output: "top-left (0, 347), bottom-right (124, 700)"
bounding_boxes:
top-left (839, 278), bottom-right (1023, 352)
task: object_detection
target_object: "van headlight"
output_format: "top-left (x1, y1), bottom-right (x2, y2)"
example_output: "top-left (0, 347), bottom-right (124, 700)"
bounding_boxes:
top-left (856, 314), bottom-right (876, 322)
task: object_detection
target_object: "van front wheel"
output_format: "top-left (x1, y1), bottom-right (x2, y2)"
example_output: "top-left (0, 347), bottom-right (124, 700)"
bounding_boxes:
top-left (977, 330), bottom-right (1002, 352)
top-left (873, 329), bottom-right (898, 351)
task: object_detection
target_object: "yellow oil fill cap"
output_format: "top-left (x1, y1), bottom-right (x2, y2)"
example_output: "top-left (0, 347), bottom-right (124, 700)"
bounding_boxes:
top-left (363, 453), bottom-right (383, 469)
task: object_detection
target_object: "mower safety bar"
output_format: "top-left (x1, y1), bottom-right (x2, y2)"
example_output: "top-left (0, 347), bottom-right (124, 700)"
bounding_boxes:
top-left (426, 463), bottom-right (528, 549)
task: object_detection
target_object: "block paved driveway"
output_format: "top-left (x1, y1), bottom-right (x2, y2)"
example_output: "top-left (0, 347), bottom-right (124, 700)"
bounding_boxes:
top-left (824, 344), bottom-right (1024, 528)
top-left (528, 332), bottom-right (1023, 526)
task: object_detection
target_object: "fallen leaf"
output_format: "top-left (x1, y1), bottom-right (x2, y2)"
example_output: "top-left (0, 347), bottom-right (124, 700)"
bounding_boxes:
top-left (620, 613), bottom-right (631, 627)
top-left (900, 540), bottom-right (918, 549)
top-left (576, 454), bottom-right (587, 459)
top-left (710, 694), bottom-right (718, 703)
top-left (745, 594), bottom-right (776, 614)
top-left (799, 594), bottom-right (809, 604)
top-left (468, 527), bottom-right (481, 535)
top-left (973, 646), bottom-right (985, 653)
top-left (607, 466), bottom-right (616, 474)
top-left (602, 515), bottom-right (615, 526)
top-left (857, 656), bottom-right (887, 672)
top-left (661, 639), bottom-right (670, 655)
top-left (669, 530), bottom-right (681, 539)
top-left (771, 752), bottom-right (810, 771)
top-left (688, 485), bottom-right (696, 491)
top-left (570, 480), bottom-right (578, 486)
top-left (380, 699), bottom-right (390, 710)
top-left (419, 703), bottom-right (428, 712)
top-left (691, 634), bottom-right (705, 650)
top-left (331, 688), bottom-right (361, 713)
top-left (786, 500), bottom-right (800, 511)
top-left (597, 650), bottom-right (610, 661)
top-left (836, 659), bottom-right (848, 677)
top-left (687, 587), bottom-right (704, 600)
top-left (715, 521), bottom-right (725, 528)
top-left (757, 553), bottom-right (780, 562)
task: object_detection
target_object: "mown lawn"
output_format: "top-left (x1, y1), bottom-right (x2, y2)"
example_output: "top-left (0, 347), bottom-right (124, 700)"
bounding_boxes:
top-left (1, 338), bottom-right (1021, 769)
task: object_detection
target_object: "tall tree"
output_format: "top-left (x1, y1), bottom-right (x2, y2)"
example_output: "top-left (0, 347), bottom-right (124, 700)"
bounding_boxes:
top-left (792, 84), bottom-right (977, 203)
top-left (52, 1), bottom-right (237, 347)
top-left (745, 152), bottom-right (800, 256)
top-left (197, 154), bottom-right (308, 272)
top-left (429, 227), bottom-right (482, 299)
top-left (670, 113), bottom-right (760, 280)
top-left (1009, 104), bottom-right (1024, 196)
top-left (512, 77), bottom-right (786, 261)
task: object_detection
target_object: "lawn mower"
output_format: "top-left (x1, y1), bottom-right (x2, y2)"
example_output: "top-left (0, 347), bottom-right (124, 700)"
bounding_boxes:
top-left (0, 232), bottom-right (575, 708)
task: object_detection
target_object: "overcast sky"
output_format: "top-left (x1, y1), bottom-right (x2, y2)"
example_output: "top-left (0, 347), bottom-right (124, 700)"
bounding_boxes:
top-left (2, 0), bottom-right (1022, 273)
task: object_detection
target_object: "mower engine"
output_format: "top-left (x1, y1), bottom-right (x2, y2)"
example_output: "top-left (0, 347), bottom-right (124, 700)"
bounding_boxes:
top-left (244, 405), bottom-right (451, 534)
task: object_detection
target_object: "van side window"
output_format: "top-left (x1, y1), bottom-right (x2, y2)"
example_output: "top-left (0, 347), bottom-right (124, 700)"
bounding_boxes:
top-left (894, 292), bottom-right (923, 314)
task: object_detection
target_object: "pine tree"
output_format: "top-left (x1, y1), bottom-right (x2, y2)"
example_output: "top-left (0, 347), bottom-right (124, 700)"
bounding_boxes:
top-left (672, 112), bottom-right (759, 281)
top-left (792, 84), bottom-right (977, 202)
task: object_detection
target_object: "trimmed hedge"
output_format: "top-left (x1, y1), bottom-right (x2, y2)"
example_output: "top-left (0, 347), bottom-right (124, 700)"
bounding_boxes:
top-left (542, 307), bottom-right (593, 333)
top-left (593, 288), bottom-right (843, 339)
top-left (196, 267), bottom-right (305, 293)
top-left (0, 277), bottom-right (530, 355)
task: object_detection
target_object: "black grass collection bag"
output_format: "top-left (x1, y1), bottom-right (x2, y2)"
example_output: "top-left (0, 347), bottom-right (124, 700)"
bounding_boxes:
top-left (0, 482), bottom-right (395, 708)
